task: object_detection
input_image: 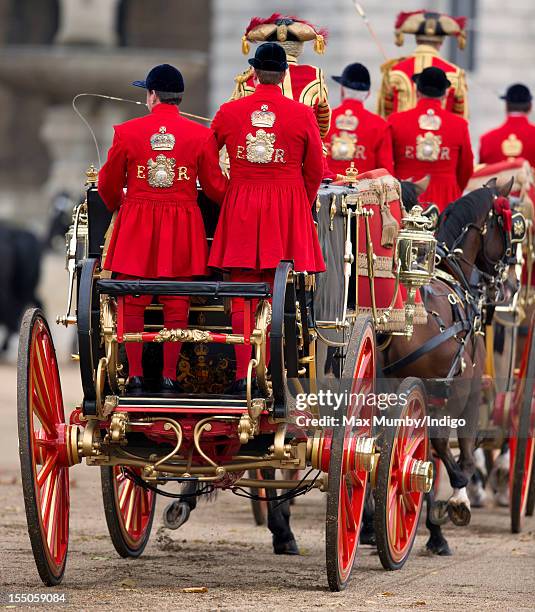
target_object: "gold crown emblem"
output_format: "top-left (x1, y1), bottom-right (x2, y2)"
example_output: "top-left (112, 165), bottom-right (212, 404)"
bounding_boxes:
top-left (502, 133), bottom-right (523, 158)
top-left (335, 109), bottom-right (359, 132)
top-left (150, 126), bottom-right (176, 151)
top-left (251, 105), bottom-right (276, 128)
top-left (194, 344), bottom-right (209, 356)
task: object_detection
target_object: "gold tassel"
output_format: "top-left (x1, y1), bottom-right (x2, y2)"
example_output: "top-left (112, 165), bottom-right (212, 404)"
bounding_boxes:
top-left (395, 30), bottom-right (404, 46)
top-left (242, 36), bottom-right (250, 55)
top-left (314, 34), bottom-right (325, 54)
top-left (380, 204), bottom-right (399, 248)
top-left (458, 31), bottom-right (466, 50)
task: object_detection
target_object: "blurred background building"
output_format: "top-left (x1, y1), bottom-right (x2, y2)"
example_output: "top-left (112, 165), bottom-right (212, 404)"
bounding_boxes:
top-left (0, 0), bottom-right (534, 227)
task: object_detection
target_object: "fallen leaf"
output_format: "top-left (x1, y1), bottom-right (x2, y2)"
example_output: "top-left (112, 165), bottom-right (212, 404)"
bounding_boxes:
top-left (118, 578), bottom-right (137, 588)
top-left (181, 587), bottom-right (208, 593)
top-left (413, 602), bottom-right (427, 607)
top-left (91, 555), bottom-right (110, 561)
top-left (381, 592), bottom-right (395, 597)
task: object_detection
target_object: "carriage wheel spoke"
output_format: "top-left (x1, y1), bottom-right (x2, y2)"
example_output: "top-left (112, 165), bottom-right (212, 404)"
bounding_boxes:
top-left (343, 482), bottom-right (356, 533)
top-left (37, 451), bottom-right (58, 488)
top-left (31, 384), bottom-right (55, 437)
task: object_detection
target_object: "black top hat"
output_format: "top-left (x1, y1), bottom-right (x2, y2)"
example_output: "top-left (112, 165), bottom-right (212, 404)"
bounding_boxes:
top-left (500, 83), bottom-right (532, 104)
top-left (412, 67), bottom-right (451, 97)
top-left (248, 42), bottom-right (288, 71)
top-left (332, 63), bottom-right (371, 91)
top-left (132, 64), bottom-right (185, 94)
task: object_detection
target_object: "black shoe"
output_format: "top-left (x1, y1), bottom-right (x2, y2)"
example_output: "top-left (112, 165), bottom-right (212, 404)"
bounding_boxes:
top-left (160, 377), bottom-right (185, 394)
top-left (126, 376), bottom-right (144, 395)
top-left (224, 378), bottom-right (260, 396)
top-left (273, 539), bottom-right (300, 555)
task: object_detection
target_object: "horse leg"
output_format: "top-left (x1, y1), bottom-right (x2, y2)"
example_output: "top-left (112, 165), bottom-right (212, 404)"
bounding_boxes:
top-left (359, 485), bottom-right (376, 546)
top-left (431, 432), bottom-right (472, 527)
top-left (261, 468), bottom-right (299, 555)
top-left (425, 488), bottom-right (452, 556)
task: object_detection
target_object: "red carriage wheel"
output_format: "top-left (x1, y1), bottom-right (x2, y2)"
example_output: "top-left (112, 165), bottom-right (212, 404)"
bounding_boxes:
top-left (101, 466), bottom-right (156, 557)
top-left (510, 317), bottom-right (535, 533)
top-left (374, 377), bottom-right (432, 570)
top-left (248, 469), bottom-right (268, 526)
top-left (17, 309), bottom-right (70, 585)
top-left (326, 315), bottom-right (375, 591)
top-left (526, 464), bottom-right (535, 517)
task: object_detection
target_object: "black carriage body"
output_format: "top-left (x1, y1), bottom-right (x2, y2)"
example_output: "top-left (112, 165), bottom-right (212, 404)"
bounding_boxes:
top-left (314, 185), bottom-right (356, 378)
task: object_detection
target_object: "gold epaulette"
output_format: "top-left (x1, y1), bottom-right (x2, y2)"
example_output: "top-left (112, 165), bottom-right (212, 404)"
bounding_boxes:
top-left (230, 67), bottom-right (254, 101)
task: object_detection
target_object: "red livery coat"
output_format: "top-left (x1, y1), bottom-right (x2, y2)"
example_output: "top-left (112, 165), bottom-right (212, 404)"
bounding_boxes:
top-left (324, 99), bottom-right (394, 176)
top-left (209, 83), bottom-right (325, 272)
top-left (388, 98), bottom-right (474, 211)
top-left (378, 44), bottom-right (468, 118)
top-left (479, 114), bottom-right (535, 168)
top-left (99, 103), bottom-right (227, 278)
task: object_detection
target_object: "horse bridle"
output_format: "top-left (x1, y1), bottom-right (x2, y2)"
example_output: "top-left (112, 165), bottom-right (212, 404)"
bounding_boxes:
top-left (443, 200), bottom-right (512, 295)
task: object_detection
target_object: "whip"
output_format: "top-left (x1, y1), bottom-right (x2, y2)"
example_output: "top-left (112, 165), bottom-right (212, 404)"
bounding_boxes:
top-left (72, 92), bottom-right (212, 169)
top-left (352, 2), bottom-right (389, 62)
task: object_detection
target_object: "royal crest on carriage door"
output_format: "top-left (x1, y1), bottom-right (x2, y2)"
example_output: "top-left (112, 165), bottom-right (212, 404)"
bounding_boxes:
top-left (416, 132), bottom-right (441, 162)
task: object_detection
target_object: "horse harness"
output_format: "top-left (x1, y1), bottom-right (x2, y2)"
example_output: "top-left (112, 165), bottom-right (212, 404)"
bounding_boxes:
top-left (383, 201), bottom-right (512, 380)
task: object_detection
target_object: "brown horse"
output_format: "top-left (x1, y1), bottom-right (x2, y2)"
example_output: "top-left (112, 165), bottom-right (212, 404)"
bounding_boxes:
top-left (381, 181), bottom-right (514, 555)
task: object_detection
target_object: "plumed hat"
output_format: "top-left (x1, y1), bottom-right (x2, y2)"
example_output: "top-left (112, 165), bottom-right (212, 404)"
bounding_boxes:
top-left (242, 13), bottom-right (328, 55)
top-left (395, 10), bottom-right (467, 50)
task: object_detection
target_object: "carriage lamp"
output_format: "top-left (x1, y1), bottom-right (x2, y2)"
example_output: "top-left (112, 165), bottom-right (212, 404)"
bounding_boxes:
top-left (394, 205), bottom-right (437, 337)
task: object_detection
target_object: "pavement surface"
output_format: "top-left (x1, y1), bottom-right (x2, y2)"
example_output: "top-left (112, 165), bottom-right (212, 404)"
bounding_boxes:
top-left (0, 254), bottom-right (534, 611)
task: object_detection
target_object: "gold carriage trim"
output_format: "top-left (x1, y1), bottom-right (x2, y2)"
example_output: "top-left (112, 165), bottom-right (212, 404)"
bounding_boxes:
top-left (155, 328), bottom-right (211, 343)
top-left (357, 303), bottom-right (428, 332)
top-left (345, 181), bottom-right (400, 207)
top-left (357, 253), bottom-right (395, 278)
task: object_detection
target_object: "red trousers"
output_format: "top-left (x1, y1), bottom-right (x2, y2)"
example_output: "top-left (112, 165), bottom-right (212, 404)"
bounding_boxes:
top-left (230, 269), bottom-right (274, 380)
top-left (118, 274), bottom-right (190, 379)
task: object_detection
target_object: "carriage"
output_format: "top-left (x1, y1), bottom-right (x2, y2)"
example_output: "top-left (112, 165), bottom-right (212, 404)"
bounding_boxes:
top-left (18, 163), bottom-right (441, 590)
top-left (465, 158), bottom-right (535, 532)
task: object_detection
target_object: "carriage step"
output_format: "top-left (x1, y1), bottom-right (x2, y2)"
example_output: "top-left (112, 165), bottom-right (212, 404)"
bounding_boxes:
top-left (115, 394), bottom-right (264, 413)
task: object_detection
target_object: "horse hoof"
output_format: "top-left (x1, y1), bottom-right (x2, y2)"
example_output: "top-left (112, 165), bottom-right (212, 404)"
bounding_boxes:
top-left (273, 539), bottom-right (300, 555)
top-left (359, 529), bottom-right (377, 546)
top-left (162, 501), bottom-right (191, 530)
top-left (429, 500), bottom-right (450, 526)
top-left (467, 479), bottom-right (488, 508)
top-left (426, 536), bottom-right (452, 556)
top-left (447, 501), bottom-right (471, 526)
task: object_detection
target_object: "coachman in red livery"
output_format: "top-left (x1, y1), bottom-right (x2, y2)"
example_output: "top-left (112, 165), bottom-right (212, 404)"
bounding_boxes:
top-left (210, 43), bottom-right (325, 396)
top-left (98, 64), bottom-right (228, 394)
top-left (388, 67), bottom-right (474, 212)
top-left (325, 63), bottom-right (393, 176)
top-left (232, 13), bottom-right (331, 138)
top-left (378, 10), bottom-right (468, 119)
top-left (479, 84), bottom-right (535, 168)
